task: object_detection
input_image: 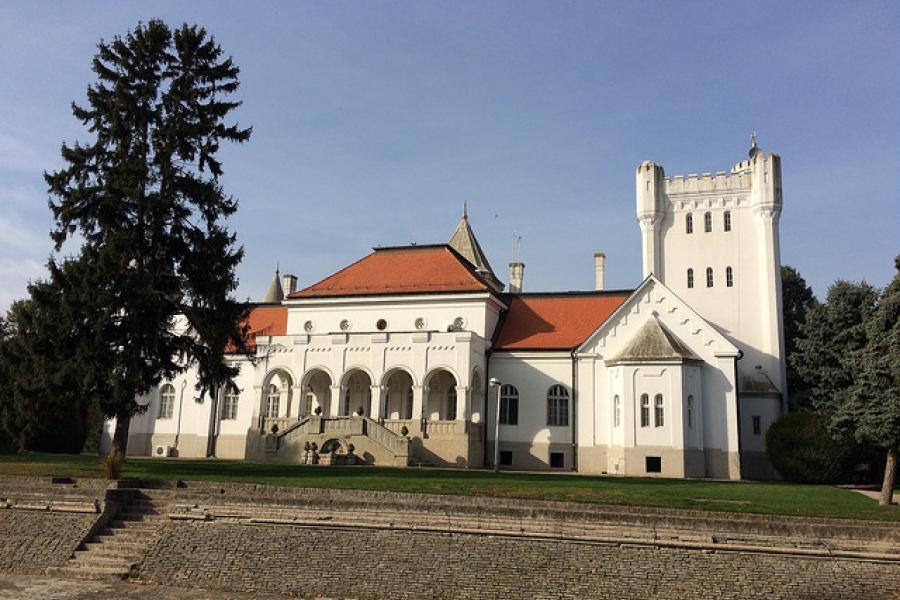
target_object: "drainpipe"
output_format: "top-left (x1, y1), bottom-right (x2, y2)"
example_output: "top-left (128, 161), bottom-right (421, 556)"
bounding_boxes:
top-left (571, 348), bottom-right (578, 472)
top-left (483, 348), bottom-right (492, 468)
top-left (174, 379), bottom-right (188, 451)
top-left (734, 349), bottom-right (744, 480)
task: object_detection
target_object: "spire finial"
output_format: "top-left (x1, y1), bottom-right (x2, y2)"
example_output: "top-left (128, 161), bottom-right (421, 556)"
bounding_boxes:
top-left (463, 201), bottom-right (468, 219)
top-left (750, 131), bottom-right (757, 148)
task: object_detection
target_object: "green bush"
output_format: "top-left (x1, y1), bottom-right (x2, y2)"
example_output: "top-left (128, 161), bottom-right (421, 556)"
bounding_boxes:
top-left (766, 410), bottom-right (859, 484)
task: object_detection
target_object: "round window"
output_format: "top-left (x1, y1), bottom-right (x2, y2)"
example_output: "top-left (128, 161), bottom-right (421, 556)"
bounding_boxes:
top-left (376, 319), bottom-right (388, 331)
top-left (303, 320), bottom-right (314, 332)
top-left (414, 317), bottom-right (426, 330)
top-left (339, 319), bottom-right (351, 331)
top-left (453, 317), bottom-right (465, 329)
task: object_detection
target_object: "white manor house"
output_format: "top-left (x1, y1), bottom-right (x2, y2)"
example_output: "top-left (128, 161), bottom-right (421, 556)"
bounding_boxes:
top-left (104, 142), bottom-right (786, 480)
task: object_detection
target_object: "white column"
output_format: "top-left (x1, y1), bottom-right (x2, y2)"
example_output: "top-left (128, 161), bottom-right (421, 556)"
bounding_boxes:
top-left (329, 385), bottom-right (342, 417)
top-left (369, 385), bottom-right (382, 419)
top-left (456, 386), bottom-right (469, 421)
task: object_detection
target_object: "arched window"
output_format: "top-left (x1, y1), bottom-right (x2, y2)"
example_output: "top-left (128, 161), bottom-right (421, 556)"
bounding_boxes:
top-left (706, 267), bottom-right (714, 288)
top-left (640, 394), bottom-right (649, 427)
top-left (500, 384), bottom-right (519, 425)
top-left (613, 395), bottom-right (621, 428)
top-left (222, 385), bottom-right (239, 420)
top-left (266, 384), bottom-right (280, 418)
top-left (685, 213), bottom-right (693, 234)
top-left (547, 385), bottom-right (569, 426)
top-left (158, 384), bottom-right (175, 419)
top-left (704, 212), bottom-right (712, 232)
top-left (687, 268), bottom-right (694, 289)
top-left (726, 266), bottom-right (734, 287)
top-left (654, 394), bottom-right (664, 427)
top-left (687, 395), bottom-right (694, 428)
top-left (446, 386), bottom-right (457, 420)
top-left (724, 211), bottom-right (732, 232)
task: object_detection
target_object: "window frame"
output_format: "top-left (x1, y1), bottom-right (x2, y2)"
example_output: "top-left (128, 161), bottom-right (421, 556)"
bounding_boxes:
top-left (158, 383), bottom-right (175, 420)
top-left (446, 385), bottom-right (457, 420)
top-left (613, 395), bottom-right (621, 428)
top-left (706, 267), bottom-right (714, 288)
top-left (654, 394), bottom-right (664, 427)
top-left (685, 213), bottom-right (693, 234)
top-left (499, 384), bottom-right (519, 426)
top-left (704, 211), bottom-right (712, 233)
top-left (546, 385), bottom-right (570, 427)
top-left (266, 383), bottom-right (280, 419)
top-left (726, 266), bottom-right (733, 288)
top-left (687, 395), bottom-right (694, 429)
top-left (222, 385), bottom-right (239, 420)
top-left (640, 394), bottom-right (650, 427)
top-left (687, 268), bottom-right (694, 289)
top-left (752, 415), bottom-right (762, 436)
top-left (724, 210), bottom-right (732, 232)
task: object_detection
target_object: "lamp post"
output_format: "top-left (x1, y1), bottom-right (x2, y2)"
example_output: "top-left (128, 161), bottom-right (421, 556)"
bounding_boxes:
top-left (489, 377), bottom-right (501, 473)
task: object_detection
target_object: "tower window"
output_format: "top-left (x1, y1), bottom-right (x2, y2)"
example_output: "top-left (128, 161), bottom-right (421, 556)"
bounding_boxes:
top-left (687, 395), bottom-right (694, 428)
top-left (654, 394), bottom-right (664, 427)
top-left (724, 211), bottom-right (732, 232)
top-left (726, 266), bottom-right (734, 287)
top-left (706, 267), bottom-right (714, 288)
top-left (158, 384), bottom-right (175, 420)
top-left (499, 384), bottom-right (519, 425)
top-left (752, 415), bottom-right (762, 435)
top-left (704, 212), bottom-right (712, 232)
top-left (687, 268), bottom-right (694, 289)
top-left (640, 394), bottom-right (650, 427)
top-left (613, 395), bottom-right (621, 428)
top-left (686, 213), bottom-right (693, 234)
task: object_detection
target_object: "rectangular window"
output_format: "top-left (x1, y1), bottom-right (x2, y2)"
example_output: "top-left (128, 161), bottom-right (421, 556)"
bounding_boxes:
top-left (266, 397), bottom-right (280, 419)
top-left (752, 415), bottom-right (762, 435)
top-left (547, 398), bottom-right (569, 427)
top-left (500, 450), bottom-right (513, 466)
top-left (500, 397), bottom-right (519, 425)
top-left (646, 456), bottom-right (662, 473)
top-left (654, 395), bottom-right (664, 428)
top-left (640, 394), bottom-right (650, 427)
top-left (613, 396), bottom-right (621, 428)
top-left (222, 393), bottom-right (239, 420)
top-left (550, 452), bottom-right (565, 469)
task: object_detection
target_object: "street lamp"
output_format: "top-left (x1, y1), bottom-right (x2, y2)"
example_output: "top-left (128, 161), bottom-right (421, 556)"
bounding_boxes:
top-left (489, 377), bottom-right (502, 473)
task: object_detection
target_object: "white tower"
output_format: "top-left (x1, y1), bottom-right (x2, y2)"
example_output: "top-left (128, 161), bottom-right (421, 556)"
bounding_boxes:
top-left (636, 139), bottom-right (786, 477)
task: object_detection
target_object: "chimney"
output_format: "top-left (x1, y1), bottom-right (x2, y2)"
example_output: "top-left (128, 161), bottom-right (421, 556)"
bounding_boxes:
top-left (282, 273), bottom-right (298, 296)
top-left (594, 253), bottom-right (605, 290)
top-left (508, 262), bottom-right (524, 294)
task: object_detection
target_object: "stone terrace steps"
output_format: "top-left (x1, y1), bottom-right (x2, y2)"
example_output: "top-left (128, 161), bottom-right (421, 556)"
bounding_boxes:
top-left (47, 492), bottom-right (169, 581)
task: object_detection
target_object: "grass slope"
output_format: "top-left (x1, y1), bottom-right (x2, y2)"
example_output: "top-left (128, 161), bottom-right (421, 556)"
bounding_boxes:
top-left (1, 452), bottom-right (896, 522)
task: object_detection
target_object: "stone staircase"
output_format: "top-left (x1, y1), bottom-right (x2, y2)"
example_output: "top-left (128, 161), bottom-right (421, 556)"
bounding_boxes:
top-left (47, 490), bottom-right (168, 580)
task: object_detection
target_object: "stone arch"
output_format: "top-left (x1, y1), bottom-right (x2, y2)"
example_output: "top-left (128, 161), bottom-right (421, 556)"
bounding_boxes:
top-left (382, 367), bottom-right (415, 420)
top-left (319, 438), bottom-right (348, 455)
top-left (423, 365), bottom-right (460, 389)
top-left (300, 367), bottom-right (333, 417)
top-left (380, 365), bottom-right (417, 387)
top-left (340, 367), bottom-right (374, 417)
top-left (261, 368), bottom-right (294, 420)
top-left (423, 367), bottom-right (459, 421)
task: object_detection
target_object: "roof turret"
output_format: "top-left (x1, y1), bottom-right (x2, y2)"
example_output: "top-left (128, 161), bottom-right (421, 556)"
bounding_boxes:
top-left (261, 266), bottom-right (284, 303)
top-left (448, 205), bottom-right (502, 289)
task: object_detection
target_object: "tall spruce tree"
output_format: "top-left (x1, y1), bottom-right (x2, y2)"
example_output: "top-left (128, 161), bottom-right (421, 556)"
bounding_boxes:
top-left (833, 258), bottom-right (900, 505)
top-left (44, 20), bottom-right (251, 454)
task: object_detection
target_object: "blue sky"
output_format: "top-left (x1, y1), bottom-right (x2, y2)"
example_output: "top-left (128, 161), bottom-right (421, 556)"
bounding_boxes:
top-left (1, 1), bottom-right (897, 310)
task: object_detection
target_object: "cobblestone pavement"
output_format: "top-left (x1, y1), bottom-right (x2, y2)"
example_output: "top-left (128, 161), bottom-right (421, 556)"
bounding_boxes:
top-left (0, 576), bottom-right (320, 600)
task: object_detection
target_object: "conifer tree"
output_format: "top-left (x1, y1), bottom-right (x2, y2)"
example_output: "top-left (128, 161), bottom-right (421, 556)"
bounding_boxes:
top-left (44, 20), bottom-right (251, 454)
top-left (834, 258), bottom-right (900, 505)
top-left (781, 265), bottom-right (818, 407)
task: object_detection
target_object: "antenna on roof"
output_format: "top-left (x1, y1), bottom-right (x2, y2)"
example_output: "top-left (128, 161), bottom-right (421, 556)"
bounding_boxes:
top-left (511, 232), bottom-right (523, 263)
top-left (463, 201), bottom-right (468, 219)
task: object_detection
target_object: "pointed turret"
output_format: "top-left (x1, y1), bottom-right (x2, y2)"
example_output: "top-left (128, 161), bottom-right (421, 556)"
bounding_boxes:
top-left (261, 266), bottom-right (284, 303)
top-left (448, 205), bottom-right (502, 289)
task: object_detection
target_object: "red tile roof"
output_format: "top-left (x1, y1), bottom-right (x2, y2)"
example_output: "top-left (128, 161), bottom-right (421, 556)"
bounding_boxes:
top-left (226, 305), bottom-right (288, 354)
top-left (290, 245), bottom-right (495, 298)
top-left (494, 292), bottom-right (631, 350)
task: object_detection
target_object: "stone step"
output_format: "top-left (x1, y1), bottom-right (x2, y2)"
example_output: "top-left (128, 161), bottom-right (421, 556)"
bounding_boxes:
top-left (69, 554), bottom-right (135, 569)
top-left (83, 539), bottom-right (148, 552)
top-left (46, 565), bottom-right (130, 580)
top-left (74, 548), bottom-right (144, 561)
top-left (109, 519), bottom-right (160, 531)
top-left (96, 529), bottom-right (154, 544)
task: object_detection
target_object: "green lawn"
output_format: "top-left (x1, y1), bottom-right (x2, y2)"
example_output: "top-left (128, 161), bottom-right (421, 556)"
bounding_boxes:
top-left (1, 452), bottom-right (897, 522)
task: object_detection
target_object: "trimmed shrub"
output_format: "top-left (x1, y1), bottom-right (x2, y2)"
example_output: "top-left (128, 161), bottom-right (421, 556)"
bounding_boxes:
top-left (765, 410), bottom-right (859, 484)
